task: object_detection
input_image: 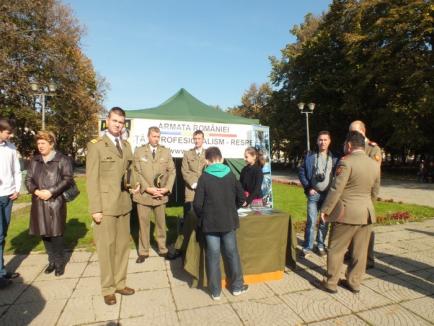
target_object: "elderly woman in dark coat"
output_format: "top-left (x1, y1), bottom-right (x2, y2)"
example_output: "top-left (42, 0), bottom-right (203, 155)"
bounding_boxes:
top-left (26, 131), bottom-right (73, 276)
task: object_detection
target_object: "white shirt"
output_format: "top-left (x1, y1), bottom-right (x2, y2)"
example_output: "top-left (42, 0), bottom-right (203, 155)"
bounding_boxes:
top-left (0, 141), bottom-right (22, 196)
top-left (149, 144), bottom-right (157, 154)
top-left (105, 132), bottom-right (122, 149)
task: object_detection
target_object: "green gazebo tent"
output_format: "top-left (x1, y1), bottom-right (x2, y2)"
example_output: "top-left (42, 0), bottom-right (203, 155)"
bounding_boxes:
top-left (127, 88), bottom-right (259, 125)
top-left (125, 89), bottom-right (262, 203)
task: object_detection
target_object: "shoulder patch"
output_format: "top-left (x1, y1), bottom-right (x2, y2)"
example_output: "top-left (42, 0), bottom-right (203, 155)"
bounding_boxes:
top-left (374, 154), bottom-right (381, 162)
top-left (336, 166), bottom-right (344, 176)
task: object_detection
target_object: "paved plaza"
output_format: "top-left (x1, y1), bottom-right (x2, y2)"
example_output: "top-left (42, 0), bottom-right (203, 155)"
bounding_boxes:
top-left (1, 219), bottom-right (433, 325)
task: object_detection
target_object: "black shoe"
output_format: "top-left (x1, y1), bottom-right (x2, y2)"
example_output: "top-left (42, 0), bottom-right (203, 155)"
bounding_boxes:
top-left (158, 252), bottom-right (168, 258)
top-left (312, 280), bottom-right (338, 294)
top-left (338, 279), bottom-right (360, 293)
top-left (0, 278), bottom-right (12, 289)
top-left (366, 261), bottom-right (375, 270)
top-left (55, 265), bottom-right (65, 277)
top-left (165, 250), bottom-right (182, 260)
top-left (4, 272), bottom-right (20, 279)
top-left (136, 255), bottom-right (148, 264)
top-left (44, 263), bottom-right (56, 274)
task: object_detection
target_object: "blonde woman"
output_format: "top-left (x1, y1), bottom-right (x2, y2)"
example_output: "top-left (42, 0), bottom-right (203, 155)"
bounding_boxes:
top-left (26, 131), bottom-right (73, 276)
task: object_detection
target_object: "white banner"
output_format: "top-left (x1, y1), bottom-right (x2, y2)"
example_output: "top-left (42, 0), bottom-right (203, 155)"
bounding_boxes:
top-left (126, 119), bottom-right (268, 159)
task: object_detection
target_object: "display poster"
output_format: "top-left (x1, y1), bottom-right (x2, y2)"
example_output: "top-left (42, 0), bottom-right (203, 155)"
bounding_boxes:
top-left (99, 118), bottom-right (272, 207)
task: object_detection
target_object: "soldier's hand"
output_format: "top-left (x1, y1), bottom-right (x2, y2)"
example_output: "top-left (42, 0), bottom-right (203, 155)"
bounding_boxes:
top-left (158, 188), bottom-right (169, 195)
top-left (130, 184), bottom-right (140, 195)
top-left (92, 213), bottom-right (103, 224)
top-left (146, 187), bottom-right (159, 196)
top-left (320, 212), bottom-right (327, 223)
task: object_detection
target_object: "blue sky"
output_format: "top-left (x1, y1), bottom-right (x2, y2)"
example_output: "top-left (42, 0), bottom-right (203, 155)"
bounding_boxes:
top-left (65, 0), bottom-right (332, 110)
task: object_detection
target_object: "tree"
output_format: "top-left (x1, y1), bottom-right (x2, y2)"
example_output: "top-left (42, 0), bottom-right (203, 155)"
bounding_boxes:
top-left (268, 0), bottom-right (434, 160)
top-left (0, 0), bottom-right (105, 159)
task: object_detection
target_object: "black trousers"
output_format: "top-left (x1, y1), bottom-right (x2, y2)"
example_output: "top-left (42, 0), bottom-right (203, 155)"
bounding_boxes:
top-left (42, 236), bottom-right (65, 266)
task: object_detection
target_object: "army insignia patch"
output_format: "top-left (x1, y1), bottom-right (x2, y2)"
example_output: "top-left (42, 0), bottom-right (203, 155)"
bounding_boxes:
top-left (375, 155), bottom-right (381, 161)
top-left (336, 166), bottom-right (344, 176)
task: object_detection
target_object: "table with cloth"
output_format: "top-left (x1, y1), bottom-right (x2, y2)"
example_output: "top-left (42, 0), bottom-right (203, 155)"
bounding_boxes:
top-left (182, 209), bottom-right (297, 288)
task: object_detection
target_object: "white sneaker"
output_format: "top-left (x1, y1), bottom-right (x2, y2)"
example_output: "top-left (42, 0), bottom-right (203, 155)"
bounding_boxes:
top-left (302, 248), bottom-right (313, 257)
top-left (211, 294), bottom-right (221, 301)
top-left (232, 285), bottom-right (249, 296)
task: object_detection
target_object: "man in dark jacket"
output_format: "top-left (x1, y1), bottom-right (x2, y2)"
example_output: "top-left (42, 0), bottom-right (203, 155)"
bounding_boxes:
top-left (298, 131), bottom-right (338, 257)
top-left (193, 147), bottom-right (248, 300)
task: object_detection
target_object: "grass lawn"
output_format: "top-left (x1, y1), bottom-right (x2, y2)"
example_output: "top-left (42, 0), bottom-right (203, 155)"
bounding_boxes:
top-left (5, 177), bottom-right (434, 254)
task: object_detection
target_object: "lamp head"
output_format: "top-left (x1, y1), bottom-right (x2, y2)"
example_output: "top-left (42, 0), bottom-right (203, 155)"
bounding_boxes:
top-left (307, 102), bottom-right (316, 111)
top-left (297, 102), bottom-right (305, 112)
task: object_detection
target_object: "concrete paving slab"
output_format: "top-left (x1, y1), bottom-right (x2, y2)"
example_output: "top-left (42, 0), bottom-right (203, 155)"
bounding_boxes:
top-left (35, 262), bottom-right (87, 281)
top-left (118, 312), bottom-right (179, 326)
top-left (0, 282), bottom-right (28, 305)
top-left (127, 257), bottom-right (166, 273)
top-left (400, 296), bottom-right (434, 323)
top-left (120, 288), bottom-right (174, 319)
top-left (374, 243), bottom-right (410, 257)
top-left (66, 251), bottom-right (92, 263)
top-left (57, 295), bottom-right (120, 326)
top-left (231, 296), bottom-right (303, 326)
top-left (178, 304), bottom-right (243, 326)
top-left (166, 258), bottom-right (192, 287)
top-left (0, 305), bottom-right (8, 316)
top-left (13, 264), bottom-right (44, 284)
top-left (332, 284), bottom-right (392, 312)
top-left (172, 285), bottom-right (228, 310)
top-left (86, 321), bottom-right (119, 326)
top-left (17, 278), bottom-right (78, 304)
top-left (411, 268), bottom-right (434, 284)
top-left (280, 289), bottom-right (352, 323)
top-left (357, 304), bottom-right (432, 326)
top-left (308, 314), bottom-right (368, 326)
top-left (394, 272), bottom-right (434, 295)
top-left (266, 268), bottom-right (324, 295)
top-left (127, 271), bottom-right (170, 291)
top-left (70, 276), bottom-right (101, 297)
top-left (222, 283), bottom-right (275, 302)
top-left (82, 261), bottom-right (101, 277)
top-left (363, 277), bottom-right (430, 303)
top-left (0, 299), bottom-right (66, 326)
top-left (4, 253), bottom-right (49, 268)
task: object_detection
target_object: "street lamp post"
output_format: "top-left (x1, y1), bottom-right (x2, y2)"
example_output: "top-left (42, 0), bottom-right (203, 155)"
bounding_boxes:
top-left (298, 102), bottom-right (316, 152)
top-left (30, 81), bottom-right (57, 130)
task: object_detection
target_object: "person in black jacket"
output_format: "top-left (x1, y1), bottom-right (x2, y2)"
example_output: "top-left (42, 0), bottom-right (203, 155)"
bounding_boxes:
top-left (26, 131), bottom-right (73, 276)
top-left (240, 147), bottom-right (264, 207)
top-left (193, 147), bottom-right (248, 300)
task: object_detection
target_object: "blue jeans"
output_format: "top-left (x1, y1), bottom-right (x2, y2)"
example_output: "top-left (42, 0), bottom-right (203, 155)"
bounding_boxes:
top-left (205, 230), bottom-right (244, 296)
top-left (304, 192), bottom-right (329, 250)
top-left (0, 196), bottom-right (13, 278)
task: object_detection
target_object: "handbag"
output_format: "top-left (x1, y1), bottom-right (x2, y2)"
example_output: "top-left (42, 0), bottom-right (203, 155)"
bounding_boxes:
top-left (63, 180), bottom-right (80, 202)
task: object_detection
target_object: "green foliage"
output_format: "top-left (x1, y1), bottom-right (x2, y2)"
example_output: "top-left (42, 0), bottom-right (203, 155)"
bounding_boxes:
top-left (234, 0), bottom-right (434, 160)
top-left (0, 0), bottom-right (105, 158)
